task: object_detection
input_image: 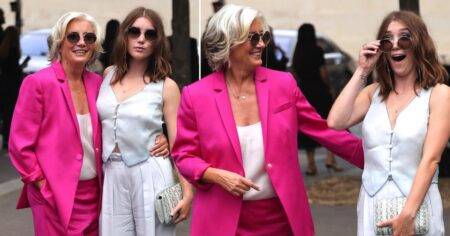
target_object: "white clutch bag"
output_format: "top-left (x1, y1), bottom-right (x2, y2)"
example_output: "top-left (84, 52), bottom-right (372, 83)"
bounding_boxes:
top-left (374, 197), bottom-right (429, 235)
top-left (155, 183), bottom-right (183, 225)
top-left (152, 156), bottom-right (183, 225)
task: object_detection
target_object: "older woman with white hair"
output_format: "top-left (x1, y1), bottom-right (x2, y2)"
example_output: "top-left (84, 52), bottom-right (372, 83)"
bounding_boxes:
top-left (9, 12), bottom-right (105, 235)
top-left (172, 4), bottom-right (365, 236)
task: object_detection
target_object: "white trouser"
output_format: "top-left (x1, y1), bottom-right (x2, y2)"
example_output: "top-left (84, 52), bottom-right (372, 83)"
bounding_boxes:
top-left (100, 153), bottom-right (176, 236)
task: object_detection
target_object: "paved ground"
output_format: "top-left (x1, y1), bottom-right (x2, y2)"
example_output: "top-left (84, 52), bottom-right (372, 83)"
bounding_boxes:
top-left (1, 147), bottom-right (449, 235)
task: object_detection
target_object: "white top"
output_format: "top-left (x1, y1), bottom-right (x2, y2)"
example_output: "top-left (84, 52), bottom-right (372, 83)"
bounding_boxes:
top-left (97, 67), bottom-right (164, 167)
top-left (237, 122), bottom-right (276, 200)
top-left (361, 87), bottom-right (438, 197)
top-left (77, 113), bottom-right (97, 180)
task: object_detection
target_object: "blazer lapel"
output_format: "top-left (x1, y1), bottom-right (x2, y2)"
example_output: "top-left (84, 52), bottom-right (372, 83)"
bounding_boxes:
top-left (53, 62), bottom-right (81, 140)
top-left (83, 73), bottom-right (99, 147)
top-left (254, 67), bottom-right (269, 157)
top-left (83, 73), bottom-right (103, 182)
top-left (212, 71), bottom-right (243, 166)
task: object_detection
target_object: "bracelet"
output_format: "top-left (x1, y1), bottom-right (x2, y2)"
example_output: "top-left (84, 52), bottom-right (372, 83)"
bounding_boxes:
top-left (360, 73), bottom-right (368, 83)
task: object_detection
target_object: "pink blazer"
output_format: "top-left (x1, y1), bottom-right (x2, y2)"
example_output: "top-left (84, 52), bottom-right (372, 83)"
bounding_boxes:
top-left (8, 61), bottom-right (103, 230)
top-left (172, 67), bottom-right (364, 236)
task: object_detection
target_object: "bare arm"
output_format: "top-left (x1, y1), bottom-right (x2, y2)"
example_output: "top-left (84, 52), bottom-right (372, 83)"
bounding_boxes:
top-left (162, 78), bottom-right (193, 222)
top-left (379, 84), bottom-right (450, 234)
top-left (327, 41), bottom-right (382, 129)
top-left (102, 65), bottom-right (114, 78)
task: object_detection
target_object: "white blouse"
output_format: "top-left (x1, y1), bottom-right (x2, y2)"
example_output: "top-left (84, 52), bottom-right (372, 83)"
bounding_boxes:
top-left (77, 114), bottom-right (97, 180)
top-left (237, 122), bottom-right (276, 200)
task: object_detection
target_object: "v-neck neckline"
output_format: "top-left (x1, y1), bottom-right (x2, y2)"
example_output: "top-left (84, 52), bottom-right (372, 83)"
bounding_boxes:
top-left (109, 83), bottom-right (148, 104)
top-left (382, 89), bottom-right (421, 131)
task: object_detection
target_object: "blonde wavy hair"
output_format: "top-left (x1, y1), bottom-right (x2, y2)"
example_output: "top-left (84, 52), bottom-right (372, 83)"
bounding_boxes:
top-left (49, 12), bottom-right (102, 65)
top-left (202, 4), bottom-right (268, 71)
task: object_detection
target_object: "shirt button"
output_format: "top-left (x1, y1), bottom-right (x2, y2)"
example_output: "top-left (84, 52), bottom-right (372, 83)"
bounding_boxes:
top-left (95, 148), bottom-right (100, 153)
top-left (113, 126), bottom-right (117, 130)
top-left (76, 154), bottom-right (83, 160)
top-left (266, 163), bottom-right (273, 169)
top-left (387, 145), bottom-right (393, 149)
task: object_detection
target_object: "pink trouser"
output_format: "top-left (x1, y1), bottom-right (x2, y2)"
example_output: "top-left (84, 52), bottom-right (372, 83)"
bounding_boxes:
top-left (236, 197), bottom-right (294, 236)
top-left (27, 178), bottom-right (100, 236)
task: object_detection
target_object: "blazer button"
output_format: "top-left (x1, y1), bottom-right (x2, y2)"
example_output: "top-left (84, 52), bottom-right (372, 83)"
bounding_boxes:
top-left (76, 154), bottom-right (83, 160)
top-left (266, 163), bottom-right (273, 169)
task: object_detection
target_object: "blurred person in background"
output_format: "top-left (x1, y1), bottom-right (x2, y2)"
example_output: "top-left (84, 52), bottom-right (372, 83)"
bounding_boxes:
top-left (0, 26), bottom-right (23, 149)
top-left (262, 26), bottom-right (288, 71)
top-left (99, 19), bottom-right (120, 70)
top-left (292, 23), bottom-right (342, 175)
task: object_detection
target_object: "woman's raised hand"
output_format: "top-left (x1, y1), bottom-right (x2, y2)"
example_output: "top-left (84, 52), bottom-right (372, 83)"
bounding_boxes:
top-left (358, 41), bottom-right (382, 75)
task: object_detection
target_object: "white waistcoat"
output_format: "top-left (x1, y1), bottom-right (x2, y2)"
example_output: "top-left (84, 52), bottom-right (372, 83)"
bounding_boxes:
top-left (361, 87), bottom-right (438, 197)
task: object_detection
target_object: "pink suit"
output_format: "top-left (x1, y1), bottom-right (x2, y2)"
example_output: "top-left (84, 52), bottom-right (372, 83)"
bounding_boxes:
top-left (9, 61), bottom-right (103, 235)
top-left (172, 67), bottom-right (364, 236)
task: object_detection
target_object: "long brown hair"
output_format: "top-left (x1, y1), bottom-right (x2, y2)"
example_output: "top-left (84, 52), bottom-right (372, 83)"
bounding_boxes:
top-left (375, 11), bottom-right (448, 100)
top-left (112, 7), bottom-right (171, 84)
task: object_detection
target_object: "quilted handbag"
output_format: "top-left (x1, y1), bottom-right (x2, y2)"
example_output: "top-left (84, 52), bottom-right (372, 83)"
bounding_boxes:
top-left (151, 155), bottom-right (183, 225)
top-left (374, 197), bottom-right (429, 235)
top-left (155, 182), bottom-right (183, 224)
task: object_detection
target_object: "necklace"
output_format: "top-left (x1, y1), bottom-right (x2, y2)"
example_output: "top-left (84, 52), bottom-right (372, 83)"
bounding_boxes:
top-left (118, 74), bottom-right (146, 95)
top-left (69, 81), bottom-right (84, 94)
top-left (226, 79), bottom-right (247, 100)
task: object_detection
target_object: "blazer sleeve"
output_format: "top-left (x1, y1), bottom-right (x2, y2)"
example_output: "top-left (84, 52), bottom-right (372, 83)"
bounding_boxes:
top-left (8, 75), bottom-right (45, 184)
top-left (172, 86), bottom-right (212, 189)
top-left (290, 74), bottom-right (364, 168)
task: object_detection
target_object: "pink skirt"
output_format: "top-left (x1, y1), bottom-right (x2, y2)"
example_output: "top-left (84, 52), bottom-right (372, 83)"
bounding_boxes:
top-left (236, 197), bottom-right (293, 236)
top-left (28, 178), bottom-right (100, 236)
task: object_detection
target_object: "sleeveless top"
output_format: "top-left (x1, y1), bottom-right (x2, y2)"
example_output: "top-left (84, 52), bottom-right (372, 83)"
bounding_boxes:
top-left (97, 67), bottom-right (164, 167)
top-left (77, 113), bottom-right (97, 180)
top-left (361, 87), bottom-right (438, 197)
top-left (237, 122), bottom-right (276, 200)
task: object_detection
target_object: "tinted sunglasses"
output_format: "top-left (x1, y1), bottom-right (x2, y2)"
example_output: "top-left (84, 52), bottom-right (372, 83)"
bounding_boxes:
top-left (248, 31), bottom-right (271, 47)
top-left (379, 35), bottom-right (412, 53)
top-left (66, 32), bottom-right (97, 45)
top-left (127, 26), bottom-right (157, 41)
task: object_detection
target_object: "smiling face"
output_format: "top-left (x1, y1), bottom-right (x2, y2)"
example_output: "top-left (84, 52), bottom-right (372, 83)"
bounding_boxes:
top-left (229, 19), bottom-right (267, 71)
top-left (59, 19), bottom-right (96, 67)
top-left (384, 20), bottom-right (416, 79)
top-left (126, 16), bottom-right (155, 61)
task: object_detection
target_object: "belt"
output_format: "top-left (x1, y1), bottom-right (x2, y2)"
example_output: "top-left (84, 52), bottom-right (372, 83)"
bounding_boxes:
top-left (108, 152), bottom-right (123, 162)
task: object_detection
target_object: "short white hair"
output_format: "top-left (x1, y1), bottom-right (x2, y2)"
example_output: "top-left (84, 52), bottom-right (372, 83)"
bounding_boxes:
top-left (202, 4), bottom-right (268, 71)
top-left (49, 12), bottom-right (102, 65)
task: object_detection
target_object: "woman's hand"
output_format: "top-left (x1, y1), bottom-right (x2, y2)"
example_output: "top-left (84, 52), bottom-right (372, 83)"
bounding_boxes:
top-left (150, 134), bottom-right (169, 157)
top-left (377, 211), bottom-right (415, 236)
top-left (170, 194), bottom-right (193, 224)
top-left (203, 168), bottom-right (260, 197)
top-left (358, 41), bottom-right (382, 75)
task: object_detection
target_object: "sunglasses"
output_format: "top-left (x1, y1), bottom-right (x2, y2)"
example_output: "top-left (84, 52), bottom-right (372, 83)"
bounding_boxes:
top-left (379, 35), bottom-right (412, 53)
top-left (66, 32), bottom-right (97, 45)
top-left (247, 31), bottom-right (271, 47)
top-left (127, 26), bottom-right (158, 41)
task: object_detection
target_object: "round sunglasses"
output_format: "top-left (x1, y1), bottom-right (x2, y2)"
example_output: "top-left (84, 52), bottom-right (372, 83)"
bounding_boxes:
top-left (127, 26), bottom-right (158, 41)
top-left (66, 32), bottom-right (97, 45)
top-left (379, 35), bottom-right (412, 53)
top-left (247, 31), bottom-right (271, 47)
